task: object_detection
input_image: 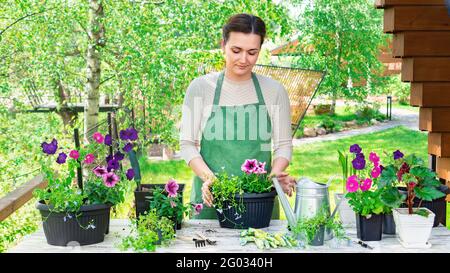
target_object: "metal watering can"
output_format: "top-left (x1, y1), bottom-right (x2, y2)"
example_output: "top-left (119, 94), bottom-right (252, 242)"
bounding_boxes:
top-left (272, 176), bottom-right (341, 240)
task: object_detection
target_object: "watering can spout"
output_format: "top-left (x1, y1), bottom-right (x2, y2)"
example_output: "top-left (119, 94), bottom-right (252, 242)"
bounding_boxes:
top-left (272, 177), bottom-right (296, 228)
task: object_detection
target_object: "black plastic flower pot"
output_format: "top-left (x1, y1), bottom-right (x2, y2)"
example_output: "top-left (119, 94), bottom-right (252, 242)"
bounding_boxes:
top-left (382, 213), bottom-right (396, 235)
top-left (310, 225), bottom-right (325, 246)
top-left (216, 190), bottom-right (276, 229)
top-left (134, 184), bottom-right (185, 229)
top-left (36, 201), bottom-right (111, 246)
top-left (356, 213), bottom-right (383, 241)
top-left (398, 185), bottom-right (448, 227)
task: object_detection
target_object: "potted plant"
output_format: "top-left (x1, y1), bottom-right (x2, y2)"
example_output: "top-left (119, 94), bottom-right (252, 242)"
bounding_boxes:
top-left (211, 159), bottom-right (276, 229)
top-left (378, 151), bottom-right (446, 248)
top-left (147, 179), bottom-right (202, 230)
top-left (343, 144), bottom-right (386, 241)
top-left (119, 209), bottom-right (175, 252)
top-left (336, 150), bottom-right (356, 227)
top-left (292, 206), bottom-right (347, 246)
top-left (34, 128), bottom-right (139, 246)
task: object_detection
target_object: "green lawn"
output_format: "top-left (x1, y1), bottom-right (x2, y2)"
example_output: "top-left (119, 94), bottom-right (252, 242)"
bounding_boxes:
top-left (139, 126), bottom-right (428, 219)
top-left (392, 102), bottom-right (420, 112)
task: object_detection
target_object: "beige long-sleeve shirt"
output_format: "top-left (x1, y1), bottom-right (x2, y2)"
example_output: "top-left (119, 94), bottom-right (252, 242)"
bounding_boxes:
top-left (179, 71), bottom-right (293, 165)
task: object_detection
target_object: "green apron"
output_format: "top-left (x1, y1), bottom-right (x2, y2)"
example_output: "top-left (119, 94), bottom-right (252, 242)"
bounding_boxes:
top-left (190, 71), bottom-right (279, 219)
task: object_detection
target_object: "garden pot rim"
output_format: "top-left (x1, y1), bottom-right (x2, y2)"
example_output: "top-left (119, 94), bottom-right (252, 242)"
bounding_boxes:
top-left (231, 188), bottom-right (277, 199)
top-left (36, 200), bottom-right (112, 213)
top-left (393, 207), bottom-right (435, 217)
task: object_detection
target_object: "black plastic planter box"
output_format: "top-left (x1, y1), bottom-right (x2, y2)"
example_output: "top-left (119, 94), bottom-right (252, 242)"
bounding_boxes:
top-left (134, 183), bottom-right (185, 229)
top-left (216, 190), bottom-right (276, 229)
top-left (382, 213), bottom-right (396, 235)
top-left (356, 213), bottom-right (383, 241)
top-left (36, 201), bottom-right (111, 246)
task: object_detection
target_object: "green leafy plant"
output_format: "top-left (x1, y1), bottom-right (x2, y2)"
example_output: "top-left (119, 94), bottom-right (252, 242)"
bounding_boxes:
top-left (341, 144), bottom-right (387, 216)
top-left (33, 128), bottom-right (139, 224)
top-left (211, 159), bottom-right (273, 214)
top-left (378, 152), bottom-right (446, 216)
top-left (292, 206), bottom-right (347, 245)
top-left (119, 209), bottom-right (175, 252)
top-left (148, 179), bottom-right (202, 225)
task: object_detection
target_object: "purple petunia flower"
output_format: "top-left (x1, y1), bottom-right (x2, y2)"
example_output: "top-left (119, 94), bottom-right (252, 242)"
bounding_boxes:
top-left (356, 153), bottom-right (365, 159)
top-left (194, 203), bottom-right (203, 215)
top-left (106, 154), bottom-right (114, 163)
top-left (93, 166), bottom-right (108, 177)
top-left (123, 143), bottom-right (133, 153)
top-left (41, 138), bottom-right (58, 155)
top-left (165, 179), bottom-right (179, 197)
top-left (103, 172), bottom-right (119, 187)
top-left (119, 129), bottom-right (129, 141)
top-left (126, 168), bottom-right (135, 180)
top-left (127, 128), bottom-right (138, 141)
top-left (104, 134), bottom-right (112, 146)
top-left (352, 156), bottom-right (366, 170)
top-left (393, 150), bottom-right (404, 160)
top-left (56, 152), bottom-right (67, 164)
top-left (114, 151), bottom-right (125, 161)
top-left (349, 144), bottom-right (362, 154)
top-left (107, 159), bottom-right (120, 171)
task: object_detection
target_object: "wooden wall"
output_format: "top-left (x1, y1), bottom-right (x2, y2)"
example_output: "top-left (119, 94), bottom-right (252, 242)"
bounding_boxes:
top-left (376, 0), bottom-right (450, 190)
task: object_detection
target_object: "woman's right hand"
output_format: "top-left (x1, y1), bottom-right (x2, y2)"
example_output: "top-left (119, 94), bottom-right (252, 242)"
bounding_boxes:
top-left (201, 179), bottom-right (214, 207)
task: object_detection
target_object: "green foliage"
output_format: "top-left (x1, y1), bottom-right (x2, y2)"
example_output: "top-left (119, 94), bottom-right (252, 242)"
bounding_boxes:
top-left (33, 128), bottom-right (137, 214)
top-left (291, 0), bottom-right (387, 104)
top-left (211, 171), bottom-right (244, 213)
top-left (346, 190), bottom-right (385, 216)
top-left (355, 102), bottom-right (385, 123)
top-left (385, 75), bottom-right (410, 105)
top-left (378, 153), bottom-right (445, 214)
top-left (119, 209), bottom-right (175, 252)
top-left (148, 186), bottom-right (189, 224)
top-left (292, 207), bottom-right (347, 245)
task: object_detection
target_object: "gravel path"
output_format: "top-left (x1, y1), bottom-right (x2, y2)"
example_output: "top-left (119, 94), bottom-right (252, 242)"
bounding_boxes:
top-left (293, 108), bottom-right (419, 146)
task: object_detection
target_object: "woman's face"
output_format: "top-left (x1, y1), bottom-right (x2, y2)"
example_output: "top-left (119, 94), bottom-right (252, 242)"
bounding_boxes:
top-left (221, 32), bottom-right (261, 79)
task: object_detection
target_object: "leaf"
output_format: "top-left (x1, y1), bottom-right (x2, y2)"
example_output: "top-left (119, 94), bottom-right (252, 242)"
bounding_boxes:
top-left (380, 187), bottom-right (405, 208)
top-left (378, 165), bottom-right (397, 188)
top-left (414, 186), bottom-right (446, 201)
top-left (409, 166), bottom-right (435, 179)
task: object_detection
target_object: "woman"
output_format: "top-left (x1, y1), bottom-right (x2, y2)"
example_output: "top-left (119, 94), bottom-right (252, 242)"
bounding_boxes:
top-left (180, 13), bottom-right (296, 219)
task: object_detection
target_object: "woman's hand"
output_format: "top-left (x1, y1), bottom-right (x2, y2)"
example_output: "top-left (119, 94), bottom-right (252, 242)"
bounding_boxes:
top-left (201, 179), bottom-right (215, 207)
top-left (271, 172), bottom-right (296, 197)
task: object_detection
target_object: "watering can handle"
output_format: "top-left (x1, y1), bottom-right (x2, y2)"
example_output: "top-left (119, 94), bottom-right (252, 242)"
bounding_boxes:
top-left (326, 175), bottom-right (340, 187)
top-left (272, 177), bottom-right (296, 228)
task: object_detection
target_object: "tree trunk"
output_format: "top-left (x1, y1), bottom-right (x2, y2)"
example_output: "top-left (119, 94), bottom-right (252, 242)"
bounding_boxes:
top-left (56, 79), bottom-right (77, 130)
top-left (84, 0), bottom-right (105, 143)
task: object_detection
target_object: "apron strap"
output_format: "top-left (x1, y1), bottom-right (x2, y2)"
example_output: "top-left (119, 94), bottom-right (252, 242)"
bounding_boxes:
top-left (251, 72), bottom-right (266, 106)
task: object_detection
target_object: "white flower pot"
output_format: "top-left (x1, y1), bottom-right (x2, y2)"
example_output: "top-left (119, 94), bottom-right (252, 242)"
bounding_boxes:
top-left (393, 208), bottom-right (435, 249)
top-left (334, 193), bottom-right (355, 227)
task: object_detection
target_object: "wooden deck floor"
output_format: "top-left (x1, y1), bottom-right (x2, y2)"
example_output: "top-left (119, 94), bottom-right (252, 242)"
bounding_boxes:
top-left (8, 219), bottom-right (450, 253)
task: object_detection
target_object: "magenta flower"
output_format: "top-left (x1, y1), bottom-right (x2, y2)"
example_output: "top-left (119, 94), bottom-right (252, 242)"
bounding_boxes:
top-left (369, 152), bottom-right (380, 165)
top-left (194, 203), bottom-right (203, 215)
top-left (102, 172), bottom-right (119, 187)
top-left (93, 132), bottom-right (104, 144)
top-left (241, 159), bottom-right (258, 174)
top-left (360, 178), bottom-right (372, 191)
top-left (255, 161), bottom-right (267, 174)
top-left (69, 150), bottom-right (79, 160)
top-left (165, 179), bottom-right (179, 197)
top-left (346, 175), bottom-right (359, 193)
top-left (93, 166), bottom-right (108, 177)
top-left (371, 166), bottom-right (381, 179)
top-left (84, 154), bottom-right (95, 164)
